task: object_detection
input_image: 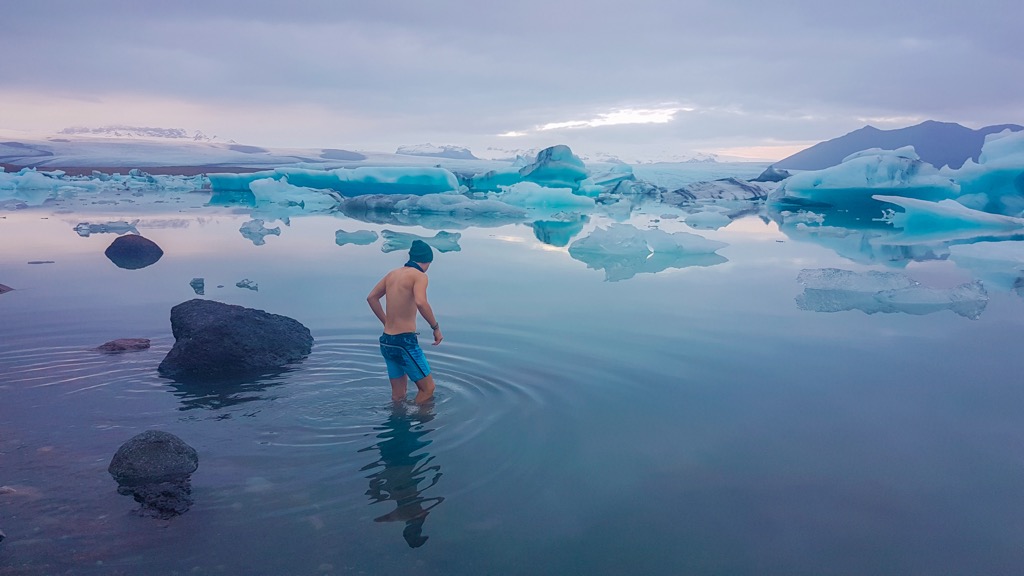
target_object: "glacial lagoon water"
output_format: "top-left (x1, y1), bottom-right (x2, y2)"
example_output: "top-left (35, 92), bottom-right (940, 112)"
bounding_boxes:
top-left (3, 166), bottom-right (1024, 575)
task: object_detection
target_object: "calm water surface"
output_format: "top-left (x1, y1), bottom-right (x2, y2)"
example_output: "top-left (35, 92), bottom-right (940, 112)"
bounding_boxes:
top-left (2, 176), bottom-right (1024, 575)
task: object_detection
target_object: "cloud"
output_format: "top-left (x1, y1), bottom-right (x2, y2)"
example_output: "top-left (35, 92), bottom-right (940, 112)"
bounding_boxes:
top-left (1, 0), bottom-right (1021, 159)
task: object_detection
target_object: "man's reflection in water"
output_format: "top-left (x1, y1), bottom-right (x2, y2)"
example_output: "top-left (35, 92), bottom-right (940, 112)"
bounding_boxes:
top-left (359, 401), bottom-right (444, 548)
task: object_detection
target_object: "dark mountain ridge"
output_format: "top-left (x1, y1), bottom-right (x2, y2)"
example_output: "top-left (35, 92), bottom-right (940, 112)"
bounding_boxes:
top-left (776, 120), bottom-right (1023, 170)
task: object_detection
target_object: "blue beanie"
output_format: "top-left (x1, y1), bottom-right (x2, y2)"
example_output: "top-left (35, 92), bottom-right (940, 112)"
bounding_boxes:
top-left (409, 239), bottom-right (433, 263)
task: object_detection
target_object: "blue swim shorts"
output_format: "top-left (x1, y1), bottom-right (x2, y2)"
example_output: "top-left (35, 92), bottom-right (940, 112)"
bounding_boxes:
top-left (379, 332), bottom-right (431, 382)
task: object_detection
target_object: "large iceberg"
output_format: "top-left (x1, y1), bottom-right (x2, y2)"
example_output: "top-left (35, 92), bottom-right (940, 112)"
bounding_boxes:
top-left (874, 195), bottom-right (1024, 243)
top-left (518, 145), bottom-right (589, 191)
top-left (796, 268), bottom-right (988, 319)
top-left (770, 147), bottom-right (960, 208)
top-left (568, 223), bottom-right (728, 281)
top-left (948, 129), bottom-right (1024, 216)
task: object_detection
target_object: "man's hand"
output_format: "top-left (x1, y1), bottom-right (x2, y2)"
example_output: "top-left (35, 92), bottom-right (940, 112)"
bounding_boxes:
top-left (432, 327), bottom-right (443, 346)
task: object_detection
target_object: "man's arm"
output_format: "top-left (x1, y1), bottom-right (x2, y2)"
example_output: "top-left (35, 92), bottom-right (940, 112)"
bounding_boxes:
top-left (367, 275), bottom-right (387, 326)
top-left (413, 274), bottom-right (443, 345)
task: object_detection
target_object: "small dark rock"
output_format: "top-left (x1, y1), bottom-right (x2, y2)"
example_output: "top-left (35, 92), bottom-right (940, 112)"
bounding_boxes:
top-left (157, 299), bottom-right (313, 382)
top-left (109, 430), bottom-right (198, 519)
top-left (104, 234), bottom-right (164, 270)
top-left (97, 338), bottom-right (151, 352)
top-left (0, 283), bottom-right (13, 294)
top-left (108, 430), bottom-right (198, 486)
top-left (0, 528), bottom-right (6, 543)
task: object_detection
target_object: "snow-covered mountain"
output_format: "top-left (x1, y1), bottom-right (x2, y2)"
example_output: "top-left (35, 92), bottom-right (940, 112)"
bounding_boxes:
top-left (58, 125), bottom-right (222, 142)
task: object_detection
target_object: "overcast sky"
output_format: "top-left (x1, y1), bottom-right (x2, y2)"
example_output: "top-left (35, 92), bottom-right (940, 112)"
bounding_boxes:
top-left (1, 0), bottom-right (1021, 161)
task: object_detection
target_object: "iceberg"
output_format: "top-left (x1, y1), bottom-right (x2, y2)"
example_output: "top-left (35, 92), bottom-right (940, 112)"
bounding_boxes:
top-left (239, 219), bottom-right (281, 246)
top-left (518, 145), bottom-right (589, 191)
top-left (338, 193), bottom-right (527, 229)
top-left (683, 209), bottom-right (733, 230)
top-left (770, 147), bottom-right (959, 209)
top-left (664, 178), bottom-right (772, 203)
top-left (335, 229), bottom-right (379, 246)
top-left (209, 166), bottom-right (461, 197)
top-left (379, 230), bottom-right (462, 253)
top-left (568, 223), bottom-right (728, 281)
top-left (249, 178), bottom-right (341, 212)
top-left (236, 279), bottom-right (259, 291)
top-left (947, 129), bottom-right (1024, 215)
top-left (874, 195), bottom-right (1024, 243)
top-left (492, 182), bottom-right (595, 216)
top-left (796, 268), bottom-right (988, 319)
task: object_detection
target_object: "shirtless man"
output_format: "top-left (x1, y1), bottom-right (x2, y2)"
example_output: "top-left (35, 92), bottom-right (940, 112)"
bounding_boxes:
top-left (367, 240), bottom-right (443, 404)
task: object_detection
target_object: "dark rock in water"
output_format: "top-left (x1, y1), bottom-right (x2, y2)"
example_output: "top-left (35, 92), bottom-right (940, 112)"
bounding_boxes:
top-left (0, 528), bottom-right (5, 543)
top-left (752, 165), bottom-right (791, 183)
top-left (0, 283), bottom-right (13, 294)
top-left (105, 234), bottom-right (164, 270)
top-left (108, 430), bottom-right (198, 519)
top-left (157, 299), bottom-right (313, 382)
top-left (97, 338), bottom-right (151, 352)
top-left (109, 430), bottom-right (198, 486)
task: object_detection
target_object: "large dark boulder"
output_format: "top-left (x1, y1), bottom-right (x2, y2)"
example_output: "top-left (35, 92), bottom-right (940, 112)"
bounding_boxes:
top-left (104, 234), bottom-right (164, 269)
top-left (108, 430), bottom-right (199, 518)
top-left (157, 299), bottom-right (313, 382)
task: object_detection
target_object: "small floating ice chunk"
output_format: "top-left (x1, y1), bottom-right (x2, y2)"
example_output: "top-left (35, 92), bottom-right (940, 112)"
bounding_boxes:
top-left (796, 268), bottom-right (988, 319)
top-left (189, 277), bottom-right (205, 295)
top-left (380, 230), bottom-right (461, 253)
top-left (568, 223), bottom-right (728, 281)
top-left (74, 220), bottom-right (139, 237)
top-left (684, 209), bottom-right (733, 230)
top-left (239, 219), bottom-right (282, 246)
top-left (335, 229), bottom-right (379, 246)
top-left (236, 279), bottom-right (259, 291)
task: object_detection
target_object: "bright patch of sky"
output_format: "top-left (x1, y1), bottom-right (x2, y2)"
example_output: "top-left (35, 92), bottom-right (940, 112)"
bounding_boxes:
top-left (1, 0), bottom-right (1021, 162)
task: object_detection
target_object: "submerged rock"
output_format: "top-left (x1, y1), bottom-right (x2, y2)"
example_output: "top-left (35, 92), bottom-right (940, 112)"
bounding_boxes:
top-left (104, 234), bottom-right (164, 270)
top-left (108, 430), bottom-right (198, 518)
top-left (96, 338), bottom-right (151, 352)
top-left (157, 299), bottom-right (313, 382)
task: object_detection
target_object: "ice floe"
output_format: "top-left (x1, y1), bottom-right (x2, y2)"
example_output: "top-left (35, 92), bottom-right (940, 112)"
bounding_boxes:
top-left (379, 230), bottom-right (462, 253)
top-left (239, 219), bottom-right (281, 246)
top-left (335, 229), bottom-right (379, 246)
top-left (796, 268), bottom-right (988, 319)
top-left (568, 223), bottom-right (728, 281)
